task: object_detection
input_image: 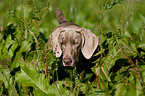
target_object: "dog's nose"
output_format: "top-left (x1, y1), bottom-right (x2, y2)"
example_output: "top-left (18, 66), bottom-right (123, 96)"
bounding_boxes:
top-left (63, 59), bottom-right (72, 66)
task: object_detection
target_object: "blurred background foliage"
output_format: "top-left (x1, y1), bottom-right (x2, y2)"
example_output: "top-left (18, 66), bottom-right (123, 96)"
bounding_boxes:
top-left (0, 0), bottom-right (145, 95)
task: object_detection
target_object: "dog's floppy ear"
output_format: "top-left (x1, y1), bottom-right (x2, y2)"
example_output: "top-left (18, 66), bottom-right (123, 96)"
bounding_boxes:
top-left (49, 28), bottom-right (62, 57)
top-left (80, 28), bottom-right (98, 59)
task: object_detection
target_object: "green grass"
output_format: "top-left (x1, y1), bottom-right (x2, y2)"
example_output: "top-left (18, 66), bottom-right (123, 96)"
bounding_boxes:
top-left (0, 0), bottom-right (145, 95)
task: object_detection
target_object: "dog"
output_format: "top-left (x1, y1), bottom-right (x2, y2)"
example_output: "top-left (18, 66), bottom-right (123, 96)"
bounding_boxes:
top-left (48, 8), bottom-right (98, 67)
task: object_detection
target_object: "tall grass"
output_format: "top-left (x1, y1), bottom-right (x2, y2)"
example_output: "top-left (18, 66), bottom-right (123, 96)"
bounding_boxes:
top-left (0, 0), bottom-right (145, 95)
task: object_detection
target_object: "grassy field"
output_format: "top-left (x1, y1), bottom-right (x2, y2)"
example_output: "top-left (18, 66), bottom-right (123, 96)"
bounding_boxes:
top-left (0, 0), bottom-right (145, 95)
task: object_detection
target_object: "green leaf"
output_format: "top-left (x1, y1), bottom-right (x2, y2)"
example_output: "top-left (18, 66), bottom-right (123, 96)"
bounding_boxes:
top-left (115, 83), bottom-right (126, 96)
top-left (113, 0), bottom-right (123, 4)
top-left (19, 40), bottom-right (31, 52)
top-left (140, 65), bottom-right (145, 85)
top-left (3, 11), bottom-right (16, 30)
top-left (49, 81), bottom-right (72, 96)
top-left (0, 34), bottom-right (3, 41)
top-left (16, 4), bottom-right (32, 19)
top-left (101, 67), bottom-right (111, 82)
top-left (138, 43), bottom-right (145, 50)
top-left (0, 42), bottom-right (4, 56)
top-left (0, 68), bottom-right (11, 88)
top-left (105, 0), bottom-right (123, 10)
top-left (0, 85), bottom-right (3, 96)
top-left (113, 47), bottom-right (117, 57)
top-left (10, 52), bottom-right (22, 71)
top-left (93, 49), bottom-right (105, 57)
top-left (15, 59), bottom-right (74, 95)
top-left (5, 35), bottom-right (15, 49)
top-left (15, 28), bottom-right (23, 42)
top-left (0, 72), bottom-right (8, 88)
top-left (47, 51), bottom-right (55, 65)
top-left (8, 84), bottom-right (18, 96)
top-left (8, 43), bottom-right (18, 57)
top-left (136, 79), bottom-right (143, 96)
top-left (91, 88), bottom-right (105, 96)
top-left (15, 60), bottom-right (50, 95)
top-left (22, 66), bottom-right (49, 94)
top-left (130, 43), bottom-right (137, 53)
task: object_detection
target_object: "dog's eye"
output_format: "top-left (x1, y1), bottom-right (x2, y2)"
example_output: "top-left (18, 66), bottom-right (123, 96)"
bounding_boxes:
top-left (60, 40), bottom-right (63, 44)
top-left (60, 37), bottom-right (64, 45)
top-left (72, 40), bottom-right (79, 45)
top-left (60, 40), bottom-right (64, 45)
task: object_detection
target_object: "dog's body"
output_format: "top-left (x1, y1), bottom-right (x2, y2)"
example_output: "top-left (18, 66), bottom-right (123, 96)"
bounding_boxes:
top-left (48, 8), bottom-right (98, 82)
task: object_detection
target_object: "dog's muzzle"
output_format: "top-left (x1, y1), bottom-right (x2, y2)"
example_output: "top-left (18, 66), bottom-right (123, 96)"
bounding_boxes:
top-left (63, 57), bottom-right (75, 66)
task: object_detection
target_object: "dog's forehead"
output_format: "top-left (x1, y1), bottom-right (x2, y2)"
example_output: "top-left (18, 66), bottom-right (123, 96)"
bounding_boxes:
top-left (60, 28), bottom-right (81, 39)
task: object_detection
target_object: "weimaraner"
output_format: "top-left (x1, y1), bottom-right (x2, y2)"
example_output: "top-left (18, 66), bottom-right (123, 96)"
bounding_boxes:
top-left (49, 8), bottom-right (98, 66)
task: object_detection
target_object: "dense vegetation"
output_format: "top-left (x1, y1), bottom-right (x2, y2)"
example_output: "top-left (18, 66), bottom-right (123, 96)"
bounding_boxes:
top-left (0, 0), bottom-right (145, 95)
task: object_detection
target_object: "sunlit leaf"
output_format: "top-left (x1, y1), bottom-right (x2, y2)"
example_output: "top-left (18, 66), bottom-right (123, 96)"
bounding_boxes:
top-left (115, 83), bottom-right (126, 96)
top-left (10, 52), bottom-right (22, 71)
top-left (0, 72), bottom-right (8, 88)
top-left (101, 67), bottom-right (111, 82)
top-left (138, 43), bottom-right (145, 50)
top-left (16, 4), bottom-right (32, 19)
top-left (0, 68), bottom-right (10, 88)
top-left (16, 60), bottom-right (50, 95)
top-left (8, 43), bottom-right (18, 57)
top-left (19, 40), bottom-right (31, 52)
top-left (5, 35), bottom-right (15, 49)
top-left (136, 79), bottom-right (143, 96)
top-left (8, 84), bottom-right (18, 96)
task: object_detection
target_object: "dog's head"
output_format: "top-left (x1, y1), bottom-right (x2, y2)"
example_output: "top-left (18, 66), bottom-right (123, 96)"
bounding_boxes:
top-left (49, 25), bottom-right (98, 66)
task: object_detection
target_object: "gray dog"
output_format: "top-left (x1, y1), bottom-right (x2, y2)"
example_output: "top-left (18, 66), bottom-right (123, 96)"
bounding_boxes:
top-left (48, 8), bottom-right (98, 67)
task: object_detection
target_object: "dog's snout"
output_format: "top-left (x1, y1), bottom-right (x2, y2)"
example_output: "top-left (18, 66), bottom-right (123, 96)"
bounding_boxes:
top-left (63, 58), bottom-right (72, 66)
